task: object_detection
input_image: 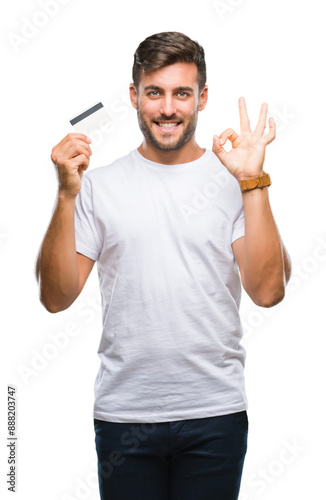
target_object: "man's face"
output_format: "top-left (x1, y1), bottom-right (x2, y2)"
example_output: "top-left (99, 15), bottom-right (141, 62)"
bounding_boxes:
top-left (130, 62), bottom-right (207, 152)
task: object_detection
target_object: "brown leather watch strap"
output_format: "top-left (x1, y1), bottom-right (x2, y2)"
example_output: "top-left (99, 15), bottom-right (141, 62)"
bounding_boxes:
top-left (239, 171), bottom-right (272, 191)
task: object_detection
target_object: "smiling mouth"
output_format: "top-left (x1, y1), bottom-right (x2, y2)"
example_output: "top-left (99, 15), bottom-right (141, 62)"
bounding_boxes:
top-left (154, 121), bottom-right (182, 131)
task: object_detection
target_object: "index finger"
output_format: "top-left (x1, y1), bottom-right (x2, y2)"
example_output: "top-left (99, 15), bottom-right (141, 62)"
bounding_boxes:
top-left (238, 96), bottom-right (251, 133)
top-left (64, 133), bottom-right (92, 144)
top-left (52, 133), bottom-right (93, 160)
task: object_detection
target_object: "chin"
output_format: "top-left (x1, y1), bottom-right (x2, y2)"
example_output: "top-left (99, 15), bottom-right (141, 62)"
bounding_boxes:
top-left (152, 138), bottom-right (187, 152)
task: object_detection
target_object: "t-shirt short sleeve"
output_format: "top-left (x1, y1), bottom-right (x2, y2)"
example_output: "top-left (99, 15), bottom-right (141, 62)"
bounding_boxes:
top-left (74, 175), bottom-right (102, 261)
top-left (231, 206), bottom-right (245, 244)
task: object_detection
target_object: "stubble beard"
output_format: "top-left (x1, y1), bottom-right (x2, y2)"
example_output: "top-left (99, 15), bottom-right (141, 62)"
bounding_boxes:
top-left (137, 105), bottom-right (199, 153)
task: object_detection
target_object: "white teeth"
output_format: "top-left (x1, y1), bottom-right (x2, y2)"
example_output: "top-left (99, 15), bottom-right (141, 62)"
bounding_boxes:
top-left (158, 122), bottom-right (179, 128)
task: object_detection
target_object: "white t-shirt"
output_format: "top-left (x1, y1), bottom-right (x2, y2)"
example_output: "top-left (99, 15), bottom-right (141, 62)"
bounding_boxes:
top-left (74, 148), bottom-right (247, 423)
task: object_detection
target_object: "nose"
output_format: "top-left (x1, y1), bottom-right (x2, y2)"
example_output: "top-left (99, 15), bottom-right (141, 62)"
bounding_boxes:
top-left (160, 94), bottom-right (176, 117)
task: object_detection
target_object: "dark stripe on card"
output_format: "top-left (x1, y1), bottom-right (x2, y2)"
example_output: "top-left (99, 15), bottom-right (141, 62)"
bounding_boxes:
top-left (70, 102), bottom-right (104, 126)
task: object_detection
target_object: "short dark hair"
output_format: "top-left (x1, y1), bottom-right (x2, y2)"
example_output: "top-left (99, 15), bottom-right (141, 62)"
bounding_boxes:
top-left (132, 31), bottom-right (206, 93)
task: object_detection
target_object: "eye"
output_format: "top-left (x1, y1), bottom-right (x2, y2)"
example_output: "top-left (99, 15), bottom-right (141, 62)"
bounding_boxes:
top-left (148, 91), bottom-right (160, 97)
top-left (177, 92), bottom-right (189, 98)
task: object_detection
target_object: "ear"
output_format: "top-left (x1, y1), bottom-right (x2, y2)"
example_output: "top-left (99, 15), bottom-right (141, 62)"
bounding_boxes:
top-left (198, 85), bottom-right (208, 111)
top-left (129, 83), bottom-right (138, 110)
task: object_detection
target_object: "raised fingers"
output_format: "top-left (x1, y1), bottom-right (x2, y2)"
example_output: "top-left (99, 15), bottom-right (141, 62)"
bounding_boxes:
top-left (238, 97), bottom-right (251, 133)
top-left (253, 102), bottom-right (268, 137)
top-left (262, 117), bottom-right (276, 145)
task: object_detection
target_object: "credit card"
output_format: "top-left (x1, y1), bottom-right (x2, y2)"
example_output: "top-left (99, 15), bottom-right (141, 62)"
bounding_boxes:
top-left (69, 102), bottom-right (112, 144)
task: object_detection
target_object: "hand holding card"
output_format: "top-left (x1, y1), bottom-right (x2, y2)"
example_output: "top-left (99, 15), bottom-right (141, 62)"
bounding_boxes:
top-left (51, 133), bottom-right (92, 198)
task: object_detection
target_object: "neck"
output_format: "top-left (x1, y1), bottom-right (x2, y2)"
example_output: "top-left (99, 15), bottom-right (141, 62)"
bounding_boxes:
top-left (138, 138), bottom-right (205, 165)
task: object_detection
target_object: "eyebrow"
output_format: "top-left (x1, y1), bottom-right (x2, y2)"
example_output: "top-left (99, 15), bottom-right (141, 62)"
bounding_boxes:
top-left (143, 85), bottom-right (194, 93)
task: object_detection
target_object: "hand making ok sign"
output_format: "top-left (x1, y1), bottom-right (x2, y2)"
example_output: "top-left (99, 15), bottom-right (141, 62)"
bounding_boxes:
top-left (212, 97), bottom-right (276, 181)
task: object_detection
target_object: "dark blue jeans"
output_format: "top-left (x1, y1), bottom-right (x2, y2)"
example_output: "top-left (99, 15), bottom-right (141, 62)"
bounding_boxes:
top-left (94, 410), bottom-right (248, 500)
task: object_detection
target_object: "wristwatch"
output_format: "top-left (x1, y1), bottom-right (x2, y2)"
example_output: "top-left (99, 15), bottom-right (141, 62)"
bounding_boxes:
top-left (239, 171), bottom-right (272, 191)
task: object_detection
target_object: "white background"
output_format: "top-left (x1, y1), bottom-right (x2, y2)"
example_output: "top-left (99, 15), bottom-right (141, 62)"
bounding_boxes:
top-left (1, 0), bottom-right (325, 499)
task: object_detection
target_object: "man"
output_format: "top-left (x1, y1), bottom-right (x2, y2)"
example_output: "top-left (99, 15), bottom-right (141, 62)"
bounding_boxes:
top-left (36, 31), bottom-right (291, 500)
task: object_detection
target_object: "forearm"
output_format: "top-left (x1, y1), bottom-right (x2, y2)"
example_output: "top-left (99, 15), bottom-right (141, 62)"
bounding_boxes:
top-left (36, 191), bottom-right (79, 312)
top-left (241, 187), bottom-right (291, 307)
